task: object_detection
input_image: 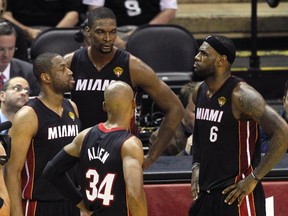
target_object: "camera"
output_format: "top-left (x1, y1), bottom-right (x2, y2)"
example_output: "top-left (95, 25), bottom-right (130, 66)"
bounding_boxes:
top-left (0, 135), bottom-right (11, 165)
top-left (0, 121), bottom-right (12, 165)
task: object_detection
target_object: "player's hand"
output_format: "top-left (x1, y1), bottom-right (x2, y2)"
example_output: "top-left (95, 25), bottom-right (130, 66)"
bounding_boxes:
top-left (222, 175), bottom-right (258, 206)
top-left (80, 210), bottom-right (93, 216)
top-left (191, 165), bottom-right (200, 200)
top-left (80, 210), bottom-right (94, 216)
top-left (142, 154), bottom-right (155, 169)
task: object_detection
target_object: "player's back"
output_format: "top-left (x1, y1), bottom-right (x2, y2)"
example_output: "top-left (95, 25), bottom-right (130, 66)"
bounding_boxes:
top-left (79, 123), bottom-right (132, 215)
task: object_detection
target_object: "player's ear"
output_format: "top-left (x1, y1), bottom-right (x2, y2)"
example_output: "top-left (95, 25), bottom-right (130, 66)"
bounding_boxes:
top-left (0, 90), bottom-right (5, 102)
top-left (102, 101), bottom-right (107, 112)
top-left (85, 26), bottom-right (91, 36)
top-left (40, 72), bottom-right (50, 83)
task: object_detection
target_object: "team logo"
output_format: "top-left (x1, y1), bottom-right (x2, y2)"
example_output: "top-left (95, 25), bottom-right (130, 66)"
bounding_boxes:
top-left (114, 67), bottom-right (124, 77)
top-left (218, 96), bottom-right (226, 107)
top-left (69, 111), bottom-right (75, 121)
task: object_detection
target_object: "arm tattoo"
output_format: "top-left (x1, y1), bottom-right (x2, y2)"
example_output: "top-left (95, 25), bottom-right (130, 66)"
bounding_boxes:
top-left (237, 87), bottom-right (264, 122)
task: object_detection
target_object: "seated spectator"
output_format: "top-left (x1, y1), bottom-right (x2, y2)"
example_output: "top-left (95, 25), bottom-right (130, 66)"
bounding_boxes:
top-left (82, 0), bottom-right (177, 48)
top-left (149, 82), bottom-right (198, 156)
top-left (3, 0), bottom-right (84, 42)
top-left (0, 0), bottom-right (29, 61)
top-left (259, 80), bottom-right (288, 153)
top-left (0, 21), bottom-right (39, 95)
top-left (0, 77), bottom-right (30, 134)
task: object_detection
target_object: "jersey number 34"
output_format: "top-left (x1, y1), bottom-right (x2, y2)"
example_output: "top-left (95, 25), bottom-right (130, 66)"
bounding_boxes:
top-left (86, 169), bottom-right (115, 206)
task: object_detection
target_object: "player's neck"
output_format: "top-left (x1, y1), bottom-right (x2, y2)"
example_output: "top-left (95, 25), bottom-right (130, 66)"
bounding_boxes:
top-left (206, 73), bottom-right (231, 94)
top-left (38, 92), bottom-right (64, 116)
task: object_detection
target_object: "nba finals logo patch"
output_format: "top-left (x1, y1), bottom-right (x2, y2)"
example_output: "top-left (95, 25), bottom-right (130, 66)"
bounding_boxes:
top-left (69, 112), bottom-right (75, 121)
top-left (218, 96), bottom-right (226, 107)
top-left (114, 67), bottom-right (123, 77)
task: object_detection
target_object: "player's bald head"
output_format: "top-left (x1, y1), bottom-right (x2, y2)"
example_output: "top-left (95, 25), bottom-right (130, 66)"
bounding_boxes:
top-left (104, 81), bottom-right (134, 114)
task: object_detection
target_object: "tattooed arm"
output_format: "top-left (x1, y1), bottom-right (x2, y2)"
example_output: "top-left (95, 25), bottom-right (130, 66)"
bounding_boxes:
top-left (223, 82), bottom-right (288, 205)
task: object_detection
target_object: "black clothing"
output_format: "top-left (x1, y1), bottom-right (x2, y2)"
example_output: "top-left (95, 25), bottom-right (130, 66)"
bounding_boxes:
top-left (79, 123), bottom-right (132, 215)
top-left (23, 98), bottom-right (80, 201)
top-left (191, 76), bottom-right (265, 215)
top-left (6, 0), bottom-right (82, 27)
top-left (70, 48), bottom-right (132, 130)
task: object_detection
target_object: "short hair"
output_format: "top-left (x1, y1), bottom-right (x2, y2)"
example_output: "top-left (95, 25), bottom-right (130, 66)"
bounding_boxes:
top-left (1, 78), bottom-right (11, 91)
top-left (33, 52), bottom-right (59, 81)
top-left (178, 82), bottom-right (198, 108)
top-left (0, 21), bottom-right (16, 37)
top-left (87, 7), bottom-right (117, 28)
top-left (1, 76), bottom-right (28, 91)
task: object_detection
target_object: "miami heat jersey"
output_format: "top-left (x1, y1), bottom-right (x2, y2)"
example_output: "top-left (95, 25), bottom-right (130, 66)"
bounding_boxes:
top-left (79, 123), bottom-right (132, 215)
top-left (22, 98), bottom-right (81, 201)
top-left (193, 76), bottom-right (261, 191)
top-left (70, 48), bottom-right (133, 130)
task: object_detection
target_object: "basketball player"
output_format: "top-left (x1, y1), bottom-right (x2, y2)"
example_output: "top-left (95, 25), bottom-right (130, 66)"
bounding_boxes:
top-left (65, 7), bottom-right (184, 168)
top-left (4, 53), bottom-right (81, 216)
top-left (43, 81), bottom-right (147, 216)
top-left (189, 35), bottom-right (288, 215)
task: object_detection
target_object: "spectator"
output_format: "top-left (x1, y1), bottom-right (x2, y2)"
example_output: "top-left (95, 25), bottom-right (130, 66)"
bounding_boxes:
top-left (259, 79), bottom-right (288, 153)
top-left (4, 53), bottom-right (81, 216)
top-left (82, 0), bottom-right (177, 48)
top-left (65, 7), bottom-right (184, 168)
top-left (149, 82), bottom-right (198, 156)
top-left (0, 77), bottom-right (30, 134)
top-left (189, 35), bottom-right (288, 215)
top-left (0, 21), bottom-right (40, 95)
top-left (3, 0), bottom-right (83, 42)
top-left (0, 0), bottom-right (29, 61)
top-left (43, 81), bottom-right (147, 216)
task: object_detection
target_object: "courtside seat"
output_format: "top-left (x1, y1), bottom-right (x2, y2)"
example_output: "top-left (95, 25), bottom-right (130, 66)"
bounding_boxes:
top-left (30, 28), bottom-right (82, 60)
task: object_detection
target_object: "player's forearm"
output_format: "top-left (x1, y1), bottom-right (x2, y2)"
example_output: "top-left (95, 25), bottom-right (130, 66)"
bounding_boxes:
top-left (253, 114), bottom-right (288, 180)
top-left (43, 150), bottom-right (82, 205)
top-left (128, 189), bottom-right (148, 216)
top-left (0, 168), bottom-right (10, 216)
top-left (147, 104), bottom-right (184, 161)
top-left (4, 172), bottom-right (24, 216)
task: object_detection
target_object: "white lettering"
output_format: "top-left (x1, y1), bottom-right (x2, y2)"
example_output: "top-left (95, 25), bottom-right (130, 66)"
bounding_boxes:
top-left (196, 108), bottom-right (224, 123)
top-left (75, 79), bottom-right (116, 91)
top-left (48, 125), bottom-right (79, 140)
top-left (87, 147), bottom-right (110, 164)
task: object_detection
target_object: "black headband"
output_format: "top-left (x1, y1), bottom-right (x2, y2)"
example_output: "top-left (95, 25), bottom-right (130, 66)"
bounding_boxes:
top-left (204, 35), bottom-right (235, 64)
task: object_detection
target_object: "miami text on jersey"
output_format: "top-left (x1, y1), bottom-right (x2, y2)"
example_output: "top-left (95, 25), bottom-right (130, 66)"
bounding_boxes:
top-left (87, 147), bottom-right (110, 164)
top-left (48, 125), bottom-right (79, 140)
top-left (75, 79), bottom-right (116, 91)
top-left (196, 108), bottom-right (224, 123)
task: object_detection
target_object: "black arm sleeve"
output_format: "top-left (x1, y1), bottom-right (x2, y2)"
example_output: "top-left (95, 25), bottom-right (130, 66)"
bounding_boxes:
top-left (43, 149), bottom-right (82, 205)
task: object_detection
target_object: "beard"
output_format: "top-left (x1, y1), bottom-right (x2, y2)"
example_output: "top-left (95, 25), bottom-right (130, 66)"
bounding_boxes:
top-left (195, 68), bottom-right (214, 79)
